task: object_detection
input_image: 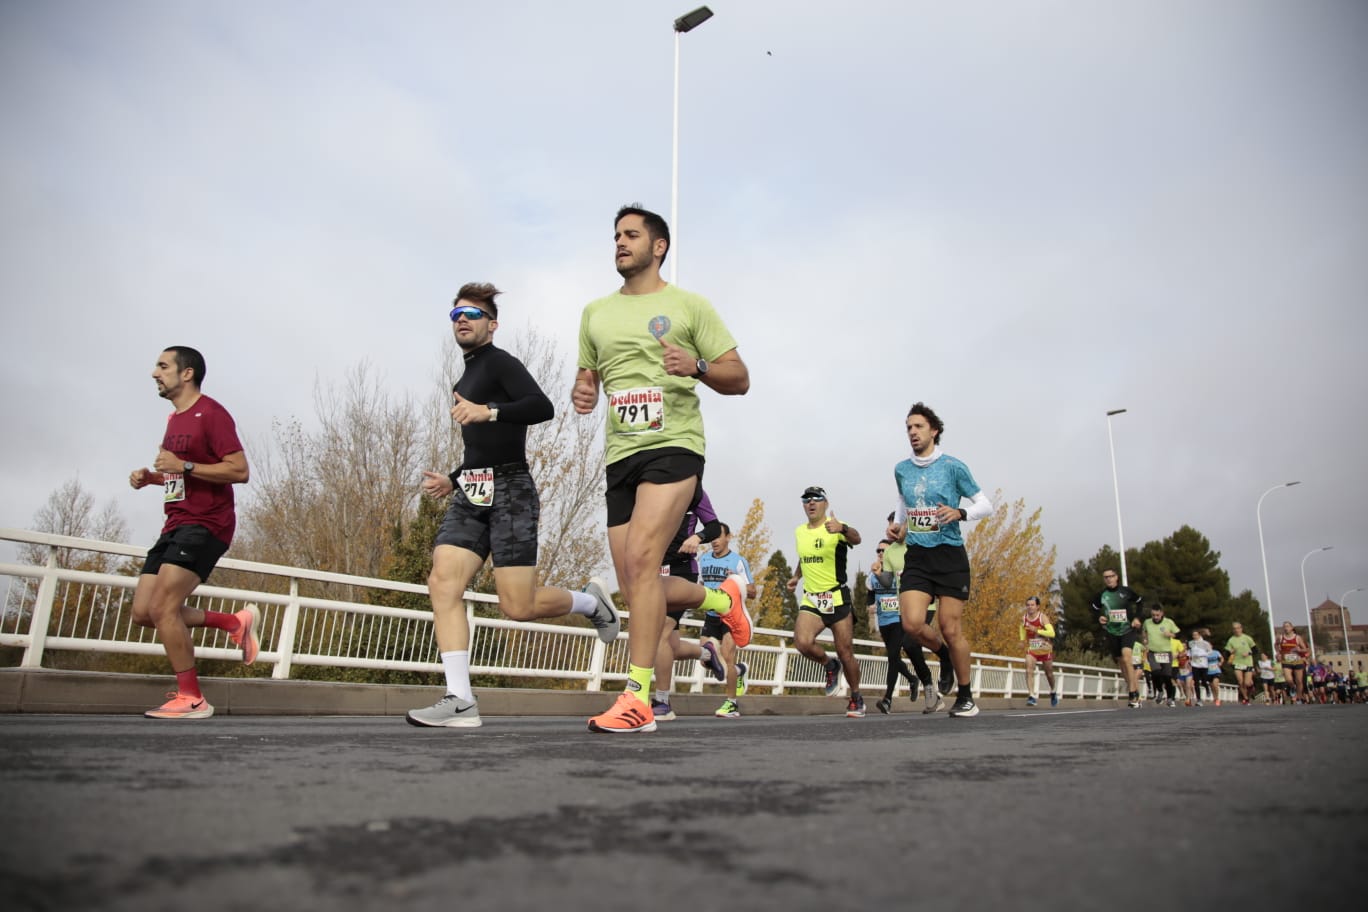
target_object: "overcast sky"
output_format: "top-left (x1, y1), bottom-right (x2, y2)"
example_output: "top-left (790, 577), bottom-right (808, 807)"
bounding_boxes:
top-left (2, 1), bottom-right (1365, 630)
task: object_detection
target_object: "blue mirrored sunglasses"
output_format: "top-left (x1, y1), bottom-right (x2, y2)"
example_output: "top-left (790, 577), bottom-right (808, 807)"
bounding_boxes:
top-left (800, 495), bottom-right (826, 503)
top-left (450, 305), bottom-right (493, 322)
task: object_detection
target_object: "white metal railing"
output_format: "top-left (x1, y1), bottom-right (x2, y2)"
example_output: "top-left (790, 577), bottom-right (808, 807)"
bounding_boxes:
top-left (1, 527), bottom-right (1175, 701)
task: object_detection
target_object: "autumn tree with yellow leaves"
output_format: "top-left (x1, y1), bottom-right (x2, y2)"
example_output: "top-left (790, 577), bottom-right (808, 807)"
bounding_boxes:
top-left (963, 492), bottom-right (1057, 657)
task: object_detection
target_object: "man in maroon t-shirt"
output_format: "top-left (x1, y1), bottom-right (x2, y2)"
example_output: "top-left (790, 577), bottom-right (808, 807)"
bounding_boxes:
top-left (128, 346), bottom-right (252, 720)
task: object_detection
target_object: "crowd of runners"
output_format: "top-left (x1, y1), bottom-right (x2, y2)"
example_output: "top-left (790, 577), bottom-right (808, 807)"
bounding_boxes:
top-left (124, 202), bottom-right (1362, 726)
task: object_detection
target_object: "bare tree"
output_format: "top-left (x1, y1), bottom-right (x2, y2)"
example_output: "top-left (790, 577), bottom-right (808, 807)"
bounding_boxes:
top-left (235, 363), bottom-right (425, 590)
top-left (20, 477), bottom-right (130, 572)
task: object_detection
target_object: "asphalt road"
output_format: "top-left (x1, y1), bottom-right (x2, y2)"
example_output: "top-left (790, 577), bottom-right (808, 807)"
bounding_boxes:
top-left (2, 704), bottom-right (1364, 912)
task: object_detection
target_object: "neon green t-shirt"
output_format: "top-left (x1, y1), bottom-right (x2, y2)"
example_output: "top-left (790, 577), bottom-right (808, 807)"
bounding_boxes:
top-left (1225, 634), bottom-right (1256, 669)
top-left (1142, 617), bottom-right (1180, 653)
top-left (795, 521), bottom-right (849, 609)
top-left (577, 284), bottom-right (737, 465)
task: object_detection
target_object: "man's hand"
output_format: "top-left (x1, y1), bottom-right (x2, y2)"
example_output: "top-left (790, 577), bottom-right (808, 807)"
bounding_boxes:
top-left (152, 448), bottom-right (182, 474)
top-left (451, 392), bottom-right (493, 425)
top-left (679, 534), bottom-right (702, 555)
top-left (572, 372), bottom-right (599, 414)
top-left (129, 468), bottom-right (152, 490)
top-left (659, 336), bottom-right (698, 377)
top-left (421, 471), bottom-right (454, 499)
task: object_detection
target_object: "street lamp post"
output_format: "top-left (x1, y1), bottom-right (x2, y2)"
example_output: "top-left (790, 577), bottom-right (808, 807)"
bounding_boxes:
top-left (1105, 409), bottom-right (1129, 585)
top-left (1299, 546), bottom-right (1333, 661)
top-left (1339, 588), bottom-right (1364, 674)
top-left (670, 6), bottom-right (714, 285)
top-left (1256, 481), bottom-right (1300, 656)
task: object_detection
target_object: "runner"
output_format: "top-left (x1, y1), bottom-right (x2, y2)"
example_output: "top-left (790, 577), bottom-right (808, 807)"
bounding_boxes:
top-left (1224, 621), bottom-right (1258, 705)
top-left (697, 521), bottom-right (757, 718)
top-left (880, 512), bottom-right (952, 713)
top-left (408, 284), bottom-right (622, 728)
top-left (1308, 659), bottom-right (1329, 704)
top-left (1141, 605), bottom-right (1180, 707)
top-left (786, 486), bottom-right (865, 717)
top-left (1205, 631), bottom-right (1224, 705)
top-left (892, 402), bottom-right (994, 718)
top-left (129, 346), bottom-right (253, 719)
top-left (1256, 652), bottom-right (1278, 704)
top-left (1187, 628), bottom-right (1211, 707)
top-left (1020, 596), bottom-right (1059, 707)
top-left (1174, 634), bottom-right (1195, 706)
top-left (648, 489), bottom-right (732, 721)
top-left (1279, 623), bottom-right (1311, 703)
top-left (868, 540), bottom-right (920, 714)
top-left (576, 204), bottom-right (751, 733)
top-left (1090, 568), bottom-right (1145, 707)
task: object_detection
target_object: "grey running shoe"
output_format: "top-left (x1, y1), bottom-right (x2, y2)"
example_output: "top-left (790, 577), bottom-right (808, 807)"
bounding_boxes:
top-left (923, 688), bottom-right (946, 714)
top-left (406, 694), bottom-right (482, 728)
top-left (876, 697), bottom-right (892, 714)
top-left (584, 578), bottom-right (621, 644)
top-left (823, 658), bottom-right (842, 697)
top-left (700, 640), bottom-right (726, 681)
top-left (948, 696), bottom-right (979, 717)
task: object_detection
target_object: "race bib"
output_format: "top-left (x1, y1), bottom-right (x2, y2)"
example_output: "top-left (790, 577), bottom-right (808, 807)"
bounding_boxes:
top-left (877, 595), bottom-right (900, 613)
top-left (1282, 652), bottom-right (1302, 663)
top-left (163, 473), bottom-right (186, 503)
top-left (1028, 637), bottom-right (1050, 653)
top-left (608, 387), bottom-right (664, 435)
top-left (905, 506), bottom-right (940, 534)
top-left (458, 468), bottom-right (494, 507)
top-left (1107, 608), bottom-right (1128, 624)
top-left (659, 564), bottom-right (671, 577)
top-left (1151, 651), bottom-right (1171, 665)
top-left (808, 590), bottom-right (836, 614)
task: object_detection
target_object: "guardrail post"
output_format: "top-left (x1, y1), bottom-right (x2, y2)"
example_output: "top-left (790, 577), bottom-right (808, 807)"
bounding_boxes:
top-left (272, 578), bottom-right (301, 680)
top-left (773, 646), bottom-right (788, 695)
top-left (21, 550), bottom-right (58, 668)
top-left (970, 659), bottom-right (983, 696)
top-left (586, 633), bottom-right (607, 693)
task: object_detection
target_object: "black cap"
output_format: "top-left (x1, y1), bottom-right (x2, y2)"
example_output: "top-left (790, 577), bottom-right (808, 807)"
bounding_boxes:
top-left (801, 486), bottom-right (827, 499)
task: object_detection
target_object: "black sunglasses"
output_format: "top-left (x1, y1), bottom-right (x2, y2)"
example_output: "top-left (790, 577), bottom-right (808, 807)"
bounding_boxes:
top-left (800, 495), bottom-right (826, 503)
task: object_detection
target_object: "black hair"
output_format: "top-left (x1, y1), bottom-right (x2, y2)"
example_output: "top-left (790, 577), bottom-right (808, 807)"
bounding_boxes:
top-left (616, 203), bottom-right (671, 267)
top-left (164, 346), bottom-right (206, 386)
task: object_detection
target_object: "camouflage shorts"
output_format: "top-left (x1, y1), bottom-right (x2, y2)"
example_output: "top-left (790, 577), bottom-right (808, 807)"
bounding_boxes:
top-left (435, 467), bottom-right (539, 568)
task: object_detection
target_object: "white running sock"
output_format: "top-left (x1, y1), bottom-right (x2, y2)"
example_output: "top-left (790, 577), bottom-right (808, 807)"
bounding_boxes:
top-left (655, 690), bottom-right (670, 703)
top-left (441, 650), bottom-right (473, 702)
top-left (568, 590), bottom-right (598, 617)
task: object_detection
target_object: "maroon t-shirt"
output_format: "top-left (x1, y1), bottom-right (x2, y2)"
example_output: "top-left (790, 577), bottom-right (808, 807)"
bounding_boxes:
top-left (160, 394), bottom-right (244, 545)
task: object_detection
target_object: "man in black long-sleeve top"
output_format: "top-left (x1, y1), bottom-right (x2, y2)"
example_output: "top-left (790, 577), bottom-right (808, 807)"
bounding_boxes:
top-left (407, 282), bottom-right (620, 729)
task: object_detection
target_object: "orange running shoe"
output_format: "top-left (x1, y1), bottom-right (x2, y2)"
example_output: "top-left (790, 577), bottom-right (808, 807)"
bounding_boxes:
top-left (231, 603), bottom-right (260, 665)
top-left (144, 691), bottom-right (214, 720)
top-left (587, 692), bottom-right (657, 733)
top-left (718, 575), bottom-right (753, 648)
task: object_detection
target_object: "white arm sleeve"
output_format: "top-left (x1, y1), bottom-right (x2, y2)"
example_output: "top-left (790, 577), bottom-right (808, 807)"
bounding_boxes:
top-left (962, 490), bottom-right (993, 521)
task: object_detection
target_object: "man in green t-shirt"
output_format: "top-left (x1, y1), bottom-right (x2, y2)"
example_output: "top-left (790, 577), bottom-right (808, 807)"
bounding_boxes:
top-left (1224, 622), bottom-right (1258, 705)
top-left (574, 204), bottom-right (751, 734)
top-left (1141, 605), bottom-right (1181, 706)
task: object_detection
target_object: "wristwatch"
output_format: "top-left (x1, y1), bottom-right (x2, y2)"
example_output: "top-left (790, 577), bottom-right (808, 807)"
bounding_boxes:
top-left (488, 404), bottom-right (500, 423)
top-left (183, 462), bottom-right (195, 474)
top-left (692, 359), bottom-right (709, 378)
